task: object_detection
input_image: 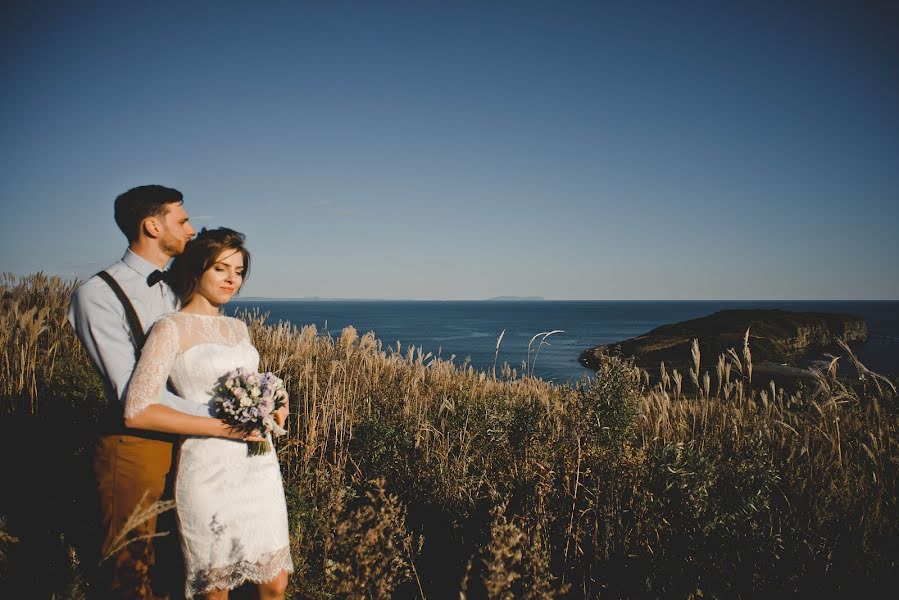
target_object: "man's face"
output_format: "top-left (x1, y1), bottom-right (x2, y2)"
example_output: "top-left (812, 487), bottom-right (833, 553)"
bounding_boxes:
top-left (157, 203), bottom-right (195, 256)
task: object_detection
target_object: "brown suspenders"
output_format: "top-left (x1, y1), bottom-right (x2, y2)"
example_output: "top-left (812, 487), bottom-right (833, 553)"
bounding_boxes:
top-left (96, 270), bottom-right (147, 355)
top-left (94, 271), bottom-right (174, 441)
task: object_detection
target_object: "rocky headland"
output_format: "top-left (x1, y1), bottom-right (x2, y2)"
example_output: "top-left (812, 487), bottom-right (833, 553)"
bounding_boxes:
top-left (579, 309), bottom-right (868, 375)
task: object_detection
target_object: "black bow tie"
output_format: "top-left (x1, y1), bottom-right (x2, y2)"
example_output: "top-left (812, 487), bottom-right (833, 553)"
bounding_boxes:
top-left (147, 270), bottom-right (170, 287)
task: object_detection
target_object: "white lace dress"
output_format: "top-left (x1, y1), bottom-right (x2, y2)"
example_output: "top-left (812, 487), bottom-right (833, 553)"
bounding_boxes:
top-left (124, 312), bottom-right (293, 598)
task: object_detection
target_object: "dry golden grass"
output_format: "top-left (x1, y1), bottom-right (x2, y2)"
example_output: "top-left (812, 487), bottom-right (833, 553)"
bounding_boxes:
top-left (1, 272), bottom-right (896, 597)
top-left (0, 273), bottom-right (84, 413)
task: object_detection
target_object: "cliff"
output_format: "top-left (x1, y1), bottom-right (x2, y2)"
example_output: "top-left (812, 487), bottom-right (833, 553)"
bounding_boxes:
top-left (579, 309), bottom-right (868, 372)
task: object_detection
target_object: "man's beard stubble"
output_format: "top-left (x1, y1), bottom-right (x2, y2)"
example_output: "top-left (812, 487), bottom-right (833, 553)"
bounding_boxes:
top-left (160, 234), bottom-right (187, 257)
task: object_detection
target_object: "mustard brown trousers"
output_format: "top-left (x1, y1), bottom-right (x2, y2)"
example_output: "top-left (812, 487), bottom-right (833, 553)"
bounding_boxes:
top-left (92, 433), bottom-right (182, 600)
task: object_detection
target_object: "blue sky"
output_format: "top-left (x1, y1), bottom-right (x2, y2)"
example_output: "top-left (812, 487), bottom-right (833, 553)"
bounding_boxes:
top-left (1, 0), bottom-right (897, 299)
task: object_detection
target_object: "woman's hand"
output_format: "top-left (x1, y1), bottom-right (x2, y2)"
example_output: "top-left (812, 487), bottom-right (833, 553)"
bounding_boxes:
top-left (273, 404), bottom-right (289, 435)
top-left (125, 405), bottom-right (266, 440)
top-left (222, 424), bottom-right (266, 442)
top-left (244, 429), bottom-right (266, 442)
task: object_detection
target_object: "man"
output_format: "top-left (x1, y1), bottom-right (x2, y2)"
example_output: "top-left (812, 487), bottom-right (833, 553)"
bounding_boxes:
top-left (68, 185), bottom-right (213, 599)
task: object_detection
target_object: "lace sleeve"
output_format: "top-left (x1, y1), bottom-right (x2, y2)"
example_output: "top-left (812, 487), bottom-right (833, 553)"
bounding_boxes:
top-left (124, 316), bottom-right (181, 418)
top-left (238, 318), bottom-right (252, 345)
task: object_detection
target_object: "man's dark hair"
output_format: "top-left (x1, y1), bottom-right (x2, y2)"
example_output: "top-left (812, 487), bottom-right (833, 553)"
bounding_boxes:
top-left (169, 227), bottom-right (251, 304)
top-left (114, 185), bottom-right (184, 243)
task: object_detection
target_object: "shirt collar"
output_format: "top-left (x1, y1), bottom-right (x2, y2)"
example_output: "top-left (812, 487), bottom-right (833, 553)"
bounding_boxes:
top-left (122, 248), bottom-right (170, 278)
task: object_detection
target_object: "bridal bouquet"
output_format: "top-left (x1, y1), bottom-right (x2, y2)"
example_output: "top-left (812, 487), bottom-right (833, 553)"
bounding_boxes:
top-left (212, 367), bottom-right (289, 456)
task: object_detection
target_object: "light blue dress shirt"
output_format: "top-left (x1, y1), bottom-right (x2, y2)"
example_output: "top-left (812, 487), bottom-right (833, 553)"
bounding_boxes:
top-left (67, 249), bottom-right (210, 416)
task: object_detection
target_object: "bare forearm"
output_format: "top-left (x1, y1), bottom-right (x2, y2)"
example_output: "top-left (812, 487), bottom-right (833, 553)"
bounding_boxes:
top-left (124, 404), bottom-right (236, 438)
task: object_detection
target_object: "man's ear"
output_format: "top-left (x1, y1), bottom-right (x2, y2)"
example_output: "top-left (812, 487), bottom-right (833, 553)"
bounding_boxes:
top-left (140, 216), bottom-right (162, 239)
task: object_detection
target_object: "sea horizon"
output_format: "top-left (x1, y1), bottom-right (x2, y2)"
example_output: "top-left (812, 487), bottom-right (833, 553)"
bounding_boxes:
top-left (237, 296), bottom-right (899, 302)
top-left (230, 299), bottom-right (899, 384)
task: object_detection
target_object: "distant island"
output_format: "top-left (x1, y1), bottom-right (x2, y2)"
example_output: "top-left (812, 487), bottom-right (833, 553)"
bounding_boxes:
top-left (483, 296), bottom-right (545, 301)
top-left (235, 297), bottom-right (410, 302)
top-left (235, 296), bottom-right (547, 302)
top-left (579, 309), bottom-right (868, 382)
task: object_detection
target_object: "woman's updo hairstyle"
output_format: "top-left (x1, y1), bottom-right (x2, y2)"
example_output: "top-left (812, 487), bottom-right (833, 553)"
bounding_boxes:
top-left (170, 227), bottom-right (251, 303)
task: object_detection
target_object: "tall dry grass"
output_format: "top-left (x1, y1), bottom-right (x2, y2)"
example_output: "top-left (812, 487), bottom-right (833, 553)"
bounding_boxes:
top-left (0, 273), bottom-right (86, 414)
top-left (1, 273), bottom-right (897, 598)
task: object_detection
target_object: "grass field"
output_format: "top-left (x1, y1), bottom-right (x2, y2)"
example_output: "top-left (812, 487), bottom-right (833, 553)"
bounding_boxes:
top-left (1, 273), bottom-right (897, 598)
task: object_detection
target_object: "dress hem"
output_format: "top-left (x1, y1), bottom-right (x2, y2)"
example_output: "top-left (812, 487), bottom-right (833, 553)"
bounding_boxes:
top-left (184, 545), bottom-right (294, 599)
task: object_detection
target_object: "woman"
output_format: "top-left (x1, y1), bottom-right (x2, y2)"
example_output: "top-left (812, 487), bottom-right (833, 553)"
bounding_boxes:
top-left (124, 227), bottom-right (293, 600)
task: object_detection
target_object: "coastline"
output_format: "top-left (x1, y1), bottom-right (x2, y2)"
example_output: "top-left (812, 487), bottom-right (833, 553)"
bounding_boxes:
top-left (232, 300), bottom-right (899, 383)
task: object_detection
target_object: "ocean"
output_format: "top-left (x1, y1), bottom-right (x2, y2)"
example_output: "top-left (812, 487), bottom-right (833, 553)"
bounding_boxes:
top-left (228, 300), bottom-right (899, 385)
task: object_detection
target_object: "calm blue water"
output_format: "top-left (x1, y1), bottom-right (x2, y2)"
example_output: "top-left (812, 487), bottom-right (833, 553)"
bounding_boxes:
top-left (229, 300), bottom-right (899, 385)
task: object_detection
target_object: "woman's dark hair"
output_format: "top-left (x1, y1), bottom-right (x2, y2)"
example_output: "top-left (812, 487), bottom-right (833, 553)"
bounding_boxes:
top-left (114, 185), bottom-right (184, 243)
top-left (169, 227), bottom-right (251, 303)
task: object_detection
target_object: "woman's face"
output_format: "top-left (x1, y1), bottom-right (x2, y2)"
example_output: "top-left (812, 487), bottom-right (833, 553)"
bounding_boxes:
top-left (197, 248), bottom-right (244, 306)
